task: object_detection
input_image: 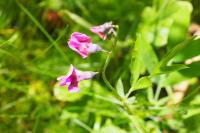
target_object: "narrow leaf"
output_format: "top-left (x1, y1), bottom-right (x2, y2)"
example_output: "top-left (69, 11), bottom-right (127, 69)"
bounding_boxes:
top-left (125, 96), bottom-right (136, 105)
top-left (160, 64), bottom-right (189, 73)
top-left (133, 76), bottom-right (152, 90)
top-left (152, 64), bottom-right (189, 76)
top-left (116, 78), bottom-right (125, 98)
top-left (131, 34), bottom-right (143, 86)
top-left (151, 37), bottom-right (195, 75)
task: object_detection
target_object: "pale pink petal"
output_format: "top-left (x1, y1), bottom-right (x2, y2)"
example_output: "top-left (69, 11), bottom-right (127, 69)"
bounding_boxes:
top-left (88, 44), bottom-right (103, 53)
top-left (57, 76), bottom-right (65, 81)
top-left (76, 70), bottom-right (98, 81)
top-left (57, 76), bottom-right (67, 86)
top-left (66, 65), bottom-right (75, 78)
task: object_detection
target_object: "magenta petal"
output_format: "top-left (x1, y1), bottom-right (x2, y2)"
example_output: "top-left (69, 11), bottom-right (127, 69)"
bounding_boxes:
top-left (68, 41), bottom-right (88, 58)
top-left (90, 22), bottom-right (115, 40)
top-left (71, 32), bottom-right (91, 43)
top-left (57, 64), bottom-right (97, 93)
top-left (68, 83), bottom-right (80, 93)
top-left (68, 40), bottom-right (89, 58)
top-left (90, 27), bottom-right (106, 40)
top-left (57, 65), bottom-right (75, 86)
top-left (68, 32), bottom-right (91, 58)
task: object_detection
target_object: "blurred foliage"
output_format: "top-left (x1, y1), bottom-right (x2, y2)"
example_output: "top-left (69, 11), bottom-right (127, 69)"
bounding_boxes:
top-left (0, 0), bottom-right (200, 133)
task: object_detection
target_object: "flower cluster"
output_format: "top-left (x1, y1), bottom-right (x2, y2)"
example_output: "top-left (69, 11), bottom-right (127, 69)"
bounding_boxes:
top-left (57, 22), bottom-right (116, 92)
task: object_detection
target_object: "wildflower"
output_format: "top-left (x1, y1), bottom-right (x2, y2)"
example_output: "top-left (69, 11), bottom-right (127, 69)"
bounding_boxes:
top-left (68, 32), bottom-right (103, 58)
top-left (90, 22), bottom-right (117, 40)
top-left (57, 65), bottom-right (98, 92)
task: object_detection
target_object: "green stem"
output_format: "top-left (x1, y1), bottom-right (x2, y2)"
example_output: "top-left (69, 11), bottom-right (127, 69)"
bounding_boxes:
top-left (73, 118), bottom-right (93, 132)
top-left (123, 102), bottom-right (133, 115)
top-left (147, 87), bottom-right (154, 104)
top-left (125, 87), bottom-right (133, 98)
top-left (154, 86), bottom-right (161, 101)
top-left (102, 34), bottom-right (118, 92)
top-left (102, 54), bottom-right (115, 92)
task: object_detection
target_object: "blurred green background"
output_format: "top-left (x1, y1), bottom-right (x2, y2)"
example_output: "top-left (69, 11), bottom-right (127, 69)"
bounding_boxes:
top-left (0, 0), bottom-right (200, 133)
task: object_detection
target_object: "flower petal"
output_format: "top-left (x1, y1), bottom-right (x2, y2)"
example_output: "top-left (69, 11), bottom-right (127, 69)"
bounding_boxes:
top-left (71, 32), bottom-right (91, 43)
top-left (68, 41), bottom-right (89, 58)
top-left (90, 27), bottom-right (106, 40)
top-left (68, 82), bottom-right (80, 93)
top-left (90, 22), bottom-right (115, 40)
top-left (66, 64), bottom-right (75, 78)
top-left (57, 76), bottom-right (67, 86)
top-left (88, 44), bottom-right (103, 53)
top-left (76, 70), bottom-right (98, 81)
top-left (68, 32), bottom-right (91, 58)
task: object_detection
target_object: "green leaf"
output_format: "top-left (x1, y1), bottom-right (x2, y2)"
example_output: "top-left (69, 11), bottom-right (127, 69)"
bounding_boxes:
top-left (162, 62), bottom-right (200, 86)
top-left (133, 76), bottom-right (152, 90)
top-left (151, 37), bottom-right (194, 76)
top-left (153, 0), bottom-right (177, 47)
top-left (94, 121), bottom-right (128, 133)
top-left (183, 108), bottom-right (200, 119)
top-left (161, 39), bottom-right (193, 66)
top-left (155, 0), bottom-right (178, 20)
top-left (131, 116), bottom-right (149, 133)
top-left (131, 34), bottom-right (143, 86)
top-left (167, 1), bottom-right (193, 49)
top-left (154, 18), bottom-right (173, 47)
top-left (181, 86), bottom-right (200, 106)
top-left (125, 96), bottom-right (136, 105)
top-left (136, 33), bottom-right (159, 73)
top-left (179, 61), bottom-right (200, 77)
top-left (160, 64), bottom-right (188, 72)
top-left (173, 39), bottom-right (200, 62)
top-left (116, 78), bottom-right (125, 98)
top-left (153, 64), bottom-right (189, 75)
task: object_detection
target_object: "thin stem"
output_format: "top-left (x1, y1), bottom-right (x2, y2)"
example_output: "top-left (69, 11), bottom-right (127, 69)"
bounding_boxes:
top-left (154, 86), bottom-right (161, 101)
top-left (123, 102), bottom-right (133, 115)
top-left (73, 118), bottom-right (93, 132)
top-left (102, 54), bottom-right (115, 92)
top-left (125, 87), bottom-right (133, 98)
top-left (165, 86), bottom-right (173, 97)
top-left (147, 87), bottom-right (154, 104)
top-left (102, 33), bottom-right (118, 92)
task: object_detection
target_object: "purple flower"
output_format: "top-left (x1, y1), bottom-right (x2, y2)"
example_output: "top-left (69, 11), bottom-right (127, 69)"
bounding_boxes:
top-left (68, 32), bottom-right (103, 58)
top-left (57, 65), bottom-right (98, 92)
top-left (90, 22), bottom-right (116, 40)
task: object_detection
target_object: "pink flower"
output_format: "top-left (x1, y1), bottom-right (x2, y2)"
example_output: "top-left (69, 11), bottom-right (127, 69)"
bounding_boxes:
top-left (68, 32), bottom-right (103, 58)
top-left (57, 65), bottom-right (98, 92)
top-left (90, 22), bottom-right (116, 40)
